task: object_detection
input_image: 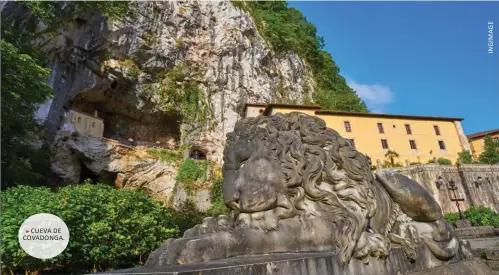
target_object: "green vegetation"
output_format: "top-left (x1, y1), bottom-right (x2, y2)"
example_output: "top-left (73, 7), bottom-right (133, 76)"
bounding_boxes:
top-left (1, 183), bottom-right (178, 274)
top-left (1, 1), bottom-right (136, 188)
top-left (437, 157), bottom-right (452, 165)
top-left (21, 1), bottom-right (133, 29)
top-left (1, 40), bottom-right (53, 188)
top-left (233, 1), bottom-right (367, 112)
top-left (458, 150), bottom-right (474, 164)
top-left (478, 135), bottom-right (499, 164)
top-left (141, 32), bottom-right (160, 45)
top-left (175, 158), bottom-right (210, 195)
top-left (146, 148), bottom-right (184, 165)
top-left (206, 177), bottom-right (230, 217)
top-left (176, 38), bottom-right (184, 48)
top-left (384, 150), bottom-right (400, 167)
top-left (150, 64), bottom-right (211, 125)
top-left (170, 200), bottom-right (206, 235)
top-left (444, 206), bottom-right (499, 228)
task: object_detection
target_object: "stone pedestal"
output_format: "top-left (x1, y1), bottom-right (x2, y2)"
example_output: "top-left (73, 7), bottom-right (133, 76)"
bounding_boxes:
top-left (456, 219), bottom-right (472, 228)
top-left (94, 241), bottom-right (494, 275)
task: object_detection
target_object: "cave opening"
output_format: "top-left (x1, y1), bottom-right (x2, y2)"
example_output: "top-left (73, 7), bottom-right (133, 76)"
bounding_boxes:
top-left (189, 149), bottom-right (207, 160)
top-left (68, 89), bottom-right (182, 148)
top-left (79, 163), bottom-right (100, 184)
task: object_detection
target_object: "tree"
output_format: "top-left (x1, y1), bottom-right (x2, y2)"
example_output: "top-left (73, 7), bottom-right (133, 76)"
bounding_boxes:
top-left (478, 135), bottom-right (499, 164)
top-left (458, 150), bottom-right (473, 164)
top-left (0, 40), bottom-right (53, 187)
top-left (1, 2), bottom-right (134, 188)
top-left (384, 150), bottom-right (399, 167)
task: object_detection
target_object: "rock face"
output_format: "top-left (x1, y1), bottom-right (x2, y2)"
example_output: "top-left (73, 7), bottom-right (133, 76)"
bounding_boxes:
top-left (1, 1), bottom-right (316, 201)
top-left (3, 1), bottom-right (313, 164)
top-left (51, 128), bottom-right (178, 201)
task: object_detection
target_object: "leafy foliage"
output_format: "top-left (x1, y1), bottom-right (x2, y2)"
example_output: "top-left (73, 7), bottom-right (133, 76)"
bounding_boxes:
top-left (175, 158), bottom-right (210, 195)
top-left (444, 206), bottom-right (499, 228)
top-left (1, 1), bottom-right (135, 188)
top-left (21, 1), bottom-right (132, 28)
top-left (1, 40), bottom-right (53, 188)
top-left (149, 64), bottom-right (212, 125)
top-left (458, 150), bottom-right (474, 164)
top-left (234, 1), bottom-right (367, 112)
top-left (384, 150), bottom-right (400, 167)
top-left (478, 135), bottom-right (499, 164)
top-left (206, 177), bottom-right (230, 217)
top-left (146, 148), bottom-right (184, 165)
top-left (1, 183), bottom-right (178, 274)
top-left (169, 200), bottom-right (205, 235)
top-left (437, 158), bottom-right (452, 165)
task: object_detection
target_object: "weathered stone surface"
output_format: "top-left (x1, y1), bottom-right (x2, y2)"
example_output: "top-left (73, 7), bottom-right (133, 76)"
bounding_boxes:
top-left (456, 219), bottom-right (472, 228)
top-left (144, 113), bottom-right (467, 271)
top-left (485, 248), bottom-right (499, 261)
top-left (486, 259), bottom-right (499, 270)
top-left (455, 226), bottom-right (498, 239)
top-left (393, 164), bottom-right (499, 214)
top-left (50, 130), bottom-right (178, 201)
top-left (95, 242), bottom-right (491, 275)
top-left (2, 1), bottom-right (314, 165)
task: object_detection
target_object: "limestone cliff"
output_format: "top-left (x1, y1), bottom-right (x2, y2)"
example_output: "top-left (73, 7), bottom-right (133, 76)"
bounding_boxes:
top-left (1, 1), bottom-right (317, 206)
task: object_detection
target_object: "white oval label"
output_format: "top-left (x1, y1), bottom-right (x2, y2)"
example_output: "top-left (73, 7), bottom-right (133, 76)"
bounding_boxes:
top-left (18, 213), bottom-right (70, 259)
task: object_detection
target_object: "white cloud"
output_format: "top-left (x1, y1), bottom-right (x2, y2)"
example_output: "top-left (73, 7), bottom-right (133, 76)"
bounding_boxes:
top-left (346, 78), bottom-right (395, 113)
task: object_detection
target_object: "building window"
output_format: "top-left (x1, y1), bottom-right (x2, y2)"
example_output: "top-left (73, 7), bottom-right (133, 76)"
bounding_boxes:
top-left (347, 139), bottom-right (356, 148)
top-left (381, 139), bottom-right (389, 149)
top-left (91, 122), bottom-right (96, 128)
top-left (434, 125), bottom-right (441, 135)
top-left (409, 140), bottom-right (417, 150)
top-left (377, 123), bottom-right (384, 134)
top-left (344, 121), bottom-right (352, 132)
top-left (438, 140), bottom-right (446, 150)
top-left (405, 124), bottom-right (412, 135)
top-left (77, 117), bottom-right (81, 123)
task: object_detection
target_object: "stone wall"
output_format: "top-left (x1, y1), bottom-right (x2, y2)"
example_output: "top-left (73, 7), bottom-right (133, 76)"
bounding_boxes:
top-left (393, 164), bottom-right (499, 214)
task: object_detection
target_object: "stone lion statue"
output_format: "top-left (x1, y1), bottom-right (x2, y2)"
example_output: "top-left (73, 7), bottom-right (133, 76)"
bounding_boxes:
top-left (146, 112), bottom-right (459, 267)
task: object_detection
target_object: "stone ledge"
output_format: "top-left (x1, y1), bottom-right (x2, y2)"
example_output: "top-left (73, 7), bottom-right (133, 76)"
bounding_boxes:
top-left (95, 241), bottom-right (485, 275)
top-left (455, 226), bottom-right (499, 239)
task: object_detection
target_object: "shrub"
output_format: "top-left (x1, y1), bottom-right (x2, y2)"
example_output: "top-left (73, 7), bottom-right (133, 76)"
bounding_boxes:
top-left (437, 158), bottom-right (452, 165)
top-left (146, 148), bottom-right (184, 165)
top-left (1, 183), bottom-right (178, 274)
top-left (458, 150), bottom-right (473, 164)
top-left (444, 206), bottom-right (499, 228)
top-left (478, 135), bottom-right (499, 164)
top-left (206, 177), bottom-right (230, 217)
top-left (169, 200), bottom-right (205, 236)
top-left (464, 206), bottom-right (499, 227)
top-left (443, 212), bottom-right (461, 227)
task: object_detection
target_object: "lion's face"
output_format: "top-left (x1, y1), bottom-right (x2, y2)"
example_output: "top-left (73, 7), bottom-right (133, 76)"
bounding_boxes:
top-left (222, 112), bottom-right (376, 229)
top-left (225, 154), bottom-right (284, 213)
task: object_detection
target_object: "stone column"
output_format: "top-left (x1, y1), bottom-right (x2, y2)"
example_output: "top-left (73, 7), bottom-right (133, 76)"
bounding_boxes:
top-left (454, 121), bottom-right (472, 153)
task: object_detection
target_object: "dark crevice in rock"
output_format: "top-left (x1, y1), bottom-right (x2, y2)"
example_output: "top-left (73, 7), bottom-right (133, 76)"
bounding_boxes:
top-left (80, 162), bottom-right (100, 184)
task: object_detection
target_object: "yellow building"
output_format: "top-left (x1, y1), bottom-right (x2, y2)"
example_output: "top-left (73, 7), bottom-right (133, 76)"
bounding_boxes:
top-left (467, 129), bottom-right (499, 159)
top-left (67, 109), bottom-right (104, 138)
top-left (244, 103), bottom-right (471, 167)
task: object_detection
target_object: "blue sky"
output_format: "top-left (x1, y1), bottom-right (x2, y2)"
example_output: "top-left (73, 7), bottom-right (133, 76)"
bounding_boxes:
top-left (288, 1), bottom-right (499, 135)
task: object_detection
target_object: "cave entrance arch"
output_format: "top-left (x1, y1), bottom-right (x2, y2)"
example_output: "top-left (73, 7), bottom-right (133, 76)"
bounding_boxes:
top-left (189, 149), bottom-right (207, 160)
